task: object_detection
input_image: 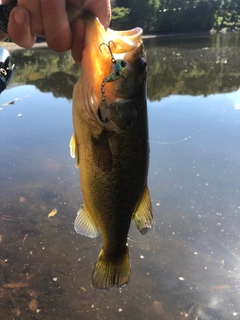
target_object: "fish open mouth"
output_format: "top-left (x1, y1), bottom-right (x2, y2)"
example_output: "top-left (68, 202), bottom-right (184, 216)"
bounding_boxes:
top-left (79, 12), bottom-right (144, 128)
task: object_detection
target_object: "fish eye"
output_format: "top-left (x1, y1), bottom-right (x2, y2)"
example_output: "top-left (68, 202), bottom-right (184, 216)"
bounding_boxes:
top-left (120, 60), bottom-right (126, 68)
top-left (136, 58), bottom-right (147, 73)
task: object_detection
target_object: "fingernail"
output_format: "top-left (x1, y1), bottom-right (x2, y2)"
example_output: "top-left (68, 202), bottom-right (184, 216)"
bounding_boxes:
top-left (12, 8), bottom-right (26, 26)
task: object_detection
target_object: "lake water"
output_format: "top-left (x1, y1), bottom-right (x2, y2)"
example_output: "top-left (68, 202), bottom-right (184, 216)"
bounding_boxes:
top-left (0, 33), bottom-right (240, 319)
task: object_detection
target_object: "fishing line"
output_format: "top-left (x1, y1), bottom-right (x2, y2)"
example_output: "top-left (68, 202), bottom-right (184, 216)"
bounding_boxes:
top-left (150, 110), bottom-right (226, 145)
top-left (128, 218), bottom-right (156, 243)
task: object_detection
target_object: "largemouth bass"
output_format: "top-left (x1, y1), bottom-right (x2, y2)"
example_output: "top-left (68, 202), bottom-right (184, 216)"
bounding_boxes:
top-left (70, 13), bottom-right (152, 290)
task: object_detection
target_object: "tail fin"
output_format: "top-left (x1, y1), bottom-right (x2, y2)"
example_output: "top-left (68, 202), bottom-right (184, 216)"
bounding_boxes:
top-left (92, 248), bottom-right (130, 291)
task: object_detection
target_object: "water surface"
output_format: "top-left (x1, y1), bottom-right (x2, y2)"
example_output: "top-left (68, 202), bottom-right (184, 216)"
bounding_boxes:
top-left (0, 34), bottom-right (240, 319)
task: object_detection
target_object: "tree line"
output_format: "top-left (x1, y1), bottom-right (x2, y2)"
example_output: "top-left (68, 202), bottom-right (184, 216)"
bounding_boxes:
top-left (10, 35), bottom-right (240, 101)
top-left (111, 0), bottom-right (240, 34)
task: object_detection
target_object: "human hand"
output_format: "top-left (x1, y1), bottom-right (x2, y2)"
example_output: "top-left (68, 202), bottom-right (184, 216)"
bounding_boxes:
top-left (0, 0), bottom-right (111, 53)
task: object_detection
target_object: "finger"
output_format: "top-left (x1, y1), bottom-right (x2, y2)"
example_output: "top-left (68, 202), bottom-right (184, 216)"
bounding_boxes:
top-left (84, 0), bottom-right (111, 29)
top-left (7, 7), bottom-right (36, 48)
top-left (67, 0), bottom-right (111, 29)
top-left (40, 0), bottom-right (72, 52)
top-left (17, 0), bottom-right (44, 35)
top-left (71, 18), bottom-right (85, 64)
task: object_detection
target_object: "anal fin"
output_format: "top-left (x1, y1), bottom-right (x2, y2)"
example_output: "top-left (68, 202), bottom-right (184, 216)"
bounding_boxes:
top-left (92, 247), bottom-right (130, 291)
top-left (132, 185), bottom-right (152, 235)
top-left (74, 204), bottom-right (99, 238)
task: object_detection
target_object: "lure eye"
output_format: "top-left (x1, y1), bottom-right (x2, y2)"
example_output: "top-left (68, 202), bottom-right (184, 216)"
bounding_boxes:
top-left (120, 60), bottom-right (126, 68)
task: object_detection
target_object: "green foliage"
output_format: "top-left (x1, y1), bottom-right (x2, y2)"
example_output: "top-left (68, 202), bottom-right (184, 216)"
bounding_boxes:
top-left (115, 0), bottom-right (131, 8)
top-left (214, 0), bottom-right (240, 29)
top-left (110, 7), bottom-right (131, 30)
top-left (113, 0), bottom-right (160, 32)
top-left (157, 0), bottom-right (216, 33)
top-left (112, 0), bottom-right (240, 33)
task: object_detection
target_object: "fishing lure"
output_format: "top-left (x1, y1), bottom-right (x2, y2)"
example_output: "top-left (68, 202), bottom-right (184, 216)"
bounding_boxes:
top-left (98, 41), bottom-right (127, 123)
top-left (105, 59), bottom-right (126, 83)
top-left (99, 41), bottom-right (126, 82)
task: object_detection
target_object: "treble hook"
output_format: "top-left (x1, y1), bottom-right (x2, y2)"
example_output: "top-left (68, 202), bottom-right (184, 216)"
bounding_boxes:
top-left (99, 40), bottom-right (116, 64)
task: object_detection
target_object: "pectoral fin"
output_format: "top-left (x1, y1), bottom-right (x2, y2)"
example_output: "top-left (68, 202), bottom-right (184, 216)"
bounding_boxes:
top-left (91, 132), bottom-right (113, 173)
top-left (132, 185), bottom-right (152, 235)
top-left (74, 204), bottom-right (99, 238)
top-left (69, 133), bottom-right (80, 168)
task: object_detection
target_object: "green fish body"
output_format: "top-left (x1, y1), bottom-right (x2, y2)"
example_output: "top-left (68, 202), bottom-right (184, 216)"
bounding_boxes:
top-left (70, 13), bottom-right (152, 290)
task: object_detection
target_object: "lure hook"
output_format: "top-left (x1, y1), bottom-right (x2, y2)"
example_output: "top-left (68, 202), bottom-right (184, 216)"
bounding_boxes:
top-left (99, 40), bottom-right (116, 64)
top-left (97, 40), bottom-right (127, 123)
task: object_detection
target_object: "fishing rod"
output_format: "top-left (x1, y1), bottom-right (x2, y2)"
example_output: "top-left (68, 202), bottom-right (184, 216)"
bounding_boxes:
top-left (0, 1), bottom-right (17, 93)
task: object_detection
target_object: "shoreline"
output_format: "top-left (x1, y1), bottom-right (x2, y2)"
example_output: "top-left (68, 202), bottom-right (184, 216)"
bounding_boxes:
top-left (0, 41), bottom-right (48, 51)
top-left (1, 27), bottom-right (239, 51)
top-left (143, 28), bottom-right (240, 39)
top-left (142, 31), bottom-right (210, 39)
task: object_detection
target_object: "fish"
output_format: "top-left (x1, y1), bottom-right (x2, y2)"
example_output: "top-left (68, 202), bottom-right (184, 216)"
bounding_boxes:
top-left (70, 12), bottom-right (152, 290)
